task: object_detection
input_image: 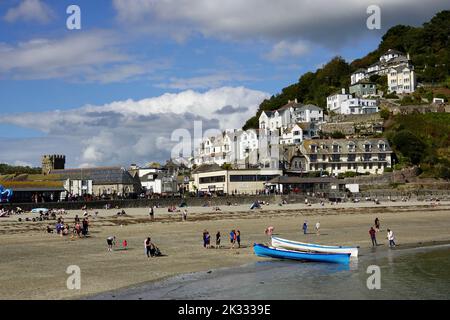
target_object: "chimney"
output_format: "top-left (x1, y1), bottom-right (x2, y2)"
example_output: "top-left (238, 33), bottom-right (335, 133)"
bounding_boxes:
top-left (294, 98), bottom-right (298, 103)
top-left (341, 88), bottom-right (346, 94)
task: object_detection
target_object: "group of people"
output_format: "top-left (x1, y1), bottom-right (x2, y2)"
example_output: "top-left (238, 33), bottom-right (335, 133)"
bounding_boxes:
top-left (302, 221), bottom-right (321, 235)
top-left (48, 214), bottom-right (90, 238)
top-left (202, 229), bottom-right (241, 249)
top-left (369, 217), bottom-right (396, 248)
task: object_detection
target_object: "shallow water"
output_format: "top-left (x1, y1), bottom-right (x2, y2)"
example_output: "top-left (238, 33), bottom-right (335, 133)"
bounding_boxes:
top-left (90, 244), bottom-right (450, 300)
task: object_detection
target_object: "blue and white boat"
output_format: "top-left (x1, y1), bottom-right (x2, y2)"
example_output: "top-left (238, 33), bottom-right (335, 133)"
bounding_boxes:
top-left (253, 243), bottom-right (350, 264)
top-left (271, 236), bottom-right (359, 258)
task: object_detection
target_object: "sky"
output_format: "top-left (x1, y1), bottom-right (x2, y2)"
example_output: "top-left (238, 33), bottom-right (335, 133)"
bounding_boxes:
top-left (0, 0), bottom-right (448, 168)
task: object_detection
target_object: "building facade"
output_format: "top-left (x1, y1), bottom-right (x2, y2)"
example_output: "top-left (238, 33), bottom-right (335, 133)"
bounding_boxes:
top-left (297, 139), bottom-right (393, 175)
top-left (387, 65), bottom-right (416, 94)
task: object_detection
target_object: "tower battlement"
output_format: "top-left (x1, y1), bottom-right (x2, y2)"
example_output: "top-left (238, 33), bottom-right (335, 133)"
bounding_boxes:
top-left (41, 155), bottom-right (66, 174)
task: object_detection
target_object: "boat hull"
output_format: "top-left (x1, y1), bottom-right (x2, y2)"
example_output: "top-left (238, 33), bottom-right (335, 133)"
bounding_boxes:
top-left (271, 236), bottom-right (358, 258)
top-left (253, 243), bottom-right (350, 264)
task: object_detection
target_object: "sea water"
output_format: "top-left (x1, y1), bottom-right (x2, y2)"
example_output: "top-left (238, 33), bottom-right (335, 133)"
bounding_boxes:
top-left (91, 244), bottom-right (450, 300)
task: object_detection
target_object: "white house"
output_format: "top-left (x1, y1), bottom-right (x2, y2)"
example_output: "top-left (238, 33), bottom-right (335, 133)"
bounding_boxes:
top-left (387, 65), bottom-right (416, 94)
top-left (351, 69), bottom-right (367, 85)
top-left (294, 104), bottom-right (324, 123)
top-left (380, 49), bottom-right (404, 63)
top-left (280, 124), bottom-right (303, 145)
top-left (340, 98), bottom-right (379, 114)
top-left (327, 89), bottom-right (353, 113)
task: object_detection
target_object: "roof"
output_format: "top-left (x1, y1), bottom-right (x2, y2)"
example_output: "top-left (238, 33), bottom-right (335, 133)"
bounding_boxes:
top-left (191, 163), bottom-right (223, 174)
top-left (268, 176), bottom-right (346, 184)
top-left (50, 167), bottom-right (138, 185)
top-left (302, 138), bottom-right (392, 154)
top-left (352, 68), bottom-right (367, 74)
top-left (383, 49), bottom-right (404, 56)
top-left (296, 104), bottom-right (322, 112)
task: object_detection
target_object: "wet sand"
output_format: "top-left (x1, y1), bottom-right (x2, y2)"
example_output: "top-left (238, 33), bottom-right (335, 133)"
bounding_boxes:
top-left (0, 200), bottom-right (449, 300)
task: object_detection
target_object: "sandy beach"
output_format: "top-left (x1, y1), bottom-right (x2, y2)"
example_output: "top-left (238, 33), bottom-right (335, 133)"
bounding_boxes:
top-left (0, 200), bottom-right (449, 300)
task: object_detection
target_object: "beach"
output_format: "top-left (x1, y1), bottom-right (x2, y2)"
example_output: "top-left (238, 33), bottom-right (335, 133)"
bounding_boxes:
top-left (0, 200), bottom-right (449, 300)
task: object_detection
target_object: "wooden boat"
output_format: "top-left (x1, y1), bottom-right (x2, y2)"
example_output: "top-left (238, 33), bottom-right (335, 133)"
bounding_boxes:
top-left (271, 236), bottom-right (359, 258)
top-left (253, 243), bottom-right (350, 264)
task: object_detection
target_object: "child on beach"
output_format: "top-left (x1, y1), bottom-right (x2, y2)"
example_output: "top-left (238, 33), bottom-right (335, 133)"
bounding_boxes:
top-left (122, 239), bottom-right (128, 250)
top-left (230, 230), bottom-right (236, 249)
top-left (302, 221), bottom-right (308, 234)
top-left (216, 231), bottom-right (221, 248)
top-left (182, 209), bottom-right (187, 221)
top-left (315, 222), bottom-right (320, 235)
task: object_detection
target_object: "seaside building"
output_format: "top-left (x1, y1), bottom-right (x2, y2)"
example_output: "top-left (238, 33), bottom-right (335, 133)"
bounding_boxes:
top-left (191, 164), bottom-right (282, 195)
top-left (327, 89), bottom-right (378, 115)
top-left (295, 139), bottom-right (393, 175)
top-left (349, 81), bottom-right (377, 97)
top-left (50, 167), bottom-right (141, 198)
top-left (387, 65), bottom-right (416, 94)
top-left (41, 155), bottom-right (66, 175)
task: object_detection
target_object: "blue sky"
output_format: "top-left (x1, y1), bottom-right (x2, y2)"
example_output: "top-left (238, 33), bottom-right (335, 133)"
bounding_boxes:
top-left (0, 0), bottom-right (448, 167)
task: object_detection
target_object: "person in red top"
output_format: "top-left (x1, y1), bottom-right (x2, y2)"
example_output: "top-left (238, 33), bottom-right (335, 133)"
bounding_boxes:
top-left (369, 227), bottom-right (377, 246)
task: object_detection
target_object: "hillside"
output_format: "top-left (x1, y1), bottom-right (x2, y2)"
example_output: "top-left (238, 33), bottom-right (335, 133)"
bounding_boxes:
top-left (384, 113), bottom-right (450, 180)
top-left (243, 10), bottom-right (450, 130)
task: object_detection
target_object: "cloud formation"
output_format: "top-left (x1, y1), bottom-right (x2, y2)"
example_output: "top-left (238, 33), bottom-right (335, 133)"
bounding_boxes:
top-left (0, 31), bottom-right (167, 83)
top-left (112, 0), bottom-right (450, 46)
top-left (3, 0), bottom-right (55, 24)
top-left (0, 87), bottom-right (268, 167)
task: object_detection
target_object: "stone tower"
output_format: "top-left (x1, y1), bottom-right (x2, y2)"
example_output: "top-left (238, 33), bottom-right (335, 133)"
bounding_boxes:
top-left (41, 155), bottom-right (66, 175)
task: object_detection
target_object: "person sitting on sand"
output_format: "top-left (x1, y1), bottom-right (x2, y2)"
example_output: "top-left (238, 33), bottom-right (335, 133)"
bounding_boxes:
top-left (145, 237), bottom-right (156, 258)
top-left (46, 225), bottom-right (53, 233)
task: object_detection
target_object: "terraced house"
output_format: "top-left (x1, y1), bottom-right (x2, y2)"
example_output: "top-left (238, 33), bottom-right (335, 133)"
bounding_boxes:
top-left (297, 139), bottom-right (393, 175)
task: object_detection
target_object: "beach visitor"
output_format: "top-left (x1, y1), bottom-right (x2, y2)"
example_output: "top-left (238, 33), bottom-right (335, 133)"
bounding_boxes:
top-left (303, 221), bottom-right (308, 234)
top-left (203, 230), bottom-right (208, 248)
top-left (375, 217), bottom-right (380, 231)
top-left (230, 230), bottom-right (236, 249)
top-left (216, 231), bottom-right (221, 248)
top-left (387, 229), bottom-right (396, 247)
top-left (205, 231), bottom-right (211, 248)
top-left (315, 222), bottom-right (320, 235)
top-left (369, 227), bottom-right (377, 246)
top-left (149, 206), bottom-right (154, 221)
top-left (106, 236), bottom-right (116, 252)
top-left (265, 226), bottom-right (274, 236)
top-left (145, 237), bottom-right (156, 258)
top-left (182, 209), bottom-right (187, 221)
top-left (122, 239), bottom-right (128, 250)
top-left (236, 230), bottom-right (241, 248)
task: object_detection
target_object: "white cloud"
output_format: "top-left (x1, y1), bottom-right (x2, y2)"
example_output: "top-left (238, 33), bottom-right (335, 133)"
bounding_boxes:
top-left (264, 40), bottom-right (310, 61)
top-left (156, 72), bottom-right (258, 90)
top-left (3, 0), bottom-right (55, 24)
top-left (112, 0), bottom-right (450, 46)
top-left (0, 31), bottom-right (166, 82)
top-left (0, 87), bottom-right (269, 167)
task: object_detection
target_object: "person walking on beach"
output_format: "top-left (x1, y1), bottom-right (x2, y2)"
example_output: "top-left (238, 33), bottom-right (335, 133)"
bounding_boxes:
top-left (236, 230), bottom-right (241, 248)
top-left (302, 221), bottom-right (308, 234)
top-left (315, 221), bottom-right (320, 236)
top-left (387, 229), bottom-right (396, 248)
top-left (216, 231), bottom-right (221, 249)
top-left (203, 230), bottom-right (209, 248)
top-left (106, 236), bottom-right (116, 252)
top-left (182, 209), bottom-right (187, 221)
top-left (375, 217), bottom-right (380, 232)
top-left (369, 227), bottom-right (377, 246)
top-left (230, 230), bottom-right (236, 249)
top-left (149, 206), bottom-right (155, 221)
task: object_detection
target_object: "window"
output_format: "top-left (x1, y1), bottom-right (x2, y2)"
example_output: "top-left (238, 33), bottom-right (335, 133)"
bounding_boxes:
top-left (199, 176), bottom-right (225, 184)
top-left (348, 154), bottom-right (356, 162)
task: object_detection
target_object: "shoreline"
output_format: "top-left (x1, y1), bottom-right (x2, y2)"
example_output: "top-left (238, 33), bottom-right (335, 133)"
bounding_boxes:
top-left (84, 239), bottom-right (450, 300)
top-left (0, 201), bottom-right (449, 300)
